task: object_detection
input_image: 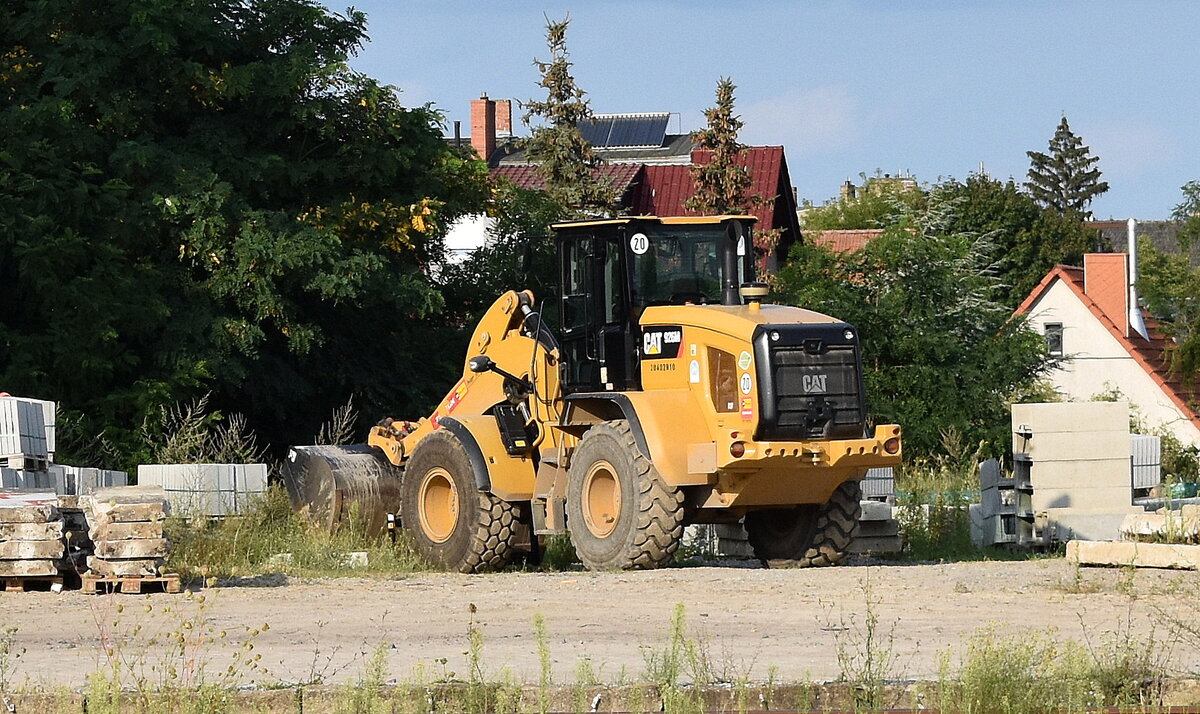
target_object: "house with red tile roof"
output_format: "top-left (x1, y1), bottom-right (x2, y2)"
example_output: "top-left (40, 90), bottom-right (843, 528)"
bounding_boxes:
top-left (805, 229), bottom-right (883, 253)
top-left (462, 96), bottom-right (801, 268)
top-left (1015, 254), bottom-right (1200, 446)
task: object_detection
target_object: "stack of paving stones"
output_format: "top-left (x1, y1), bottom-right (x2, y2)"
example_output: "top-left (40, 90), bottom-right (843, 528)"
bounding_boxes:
top-left (82, 486), bottom-right (172, 579)
top-left (0, 491), bottom-right (66, 590)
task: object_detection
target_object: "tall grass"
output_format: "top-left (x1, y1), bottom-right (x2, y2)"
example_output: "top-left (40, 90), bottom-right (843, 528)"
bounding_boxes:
top-left (166, 486), bottom-right (426, 580)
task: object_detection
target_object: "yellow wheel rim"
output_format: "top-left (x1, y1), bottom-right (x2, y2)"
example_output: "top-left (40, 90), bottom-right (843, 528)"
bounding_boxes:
top-left (418, 468), bottom-right (458, 543)
top-left (582, 460), bottom-right (621, 539)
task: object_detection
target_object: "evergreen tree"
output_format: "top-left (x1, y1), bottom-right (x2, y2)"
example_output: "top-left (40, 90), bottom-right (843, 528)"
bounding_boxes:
top-left (522, 16), bottom-right (614, 215)
top-left (1025, 116), bottom-right (1109, 218)
top-left (686, 77), bottom-right (752, 215)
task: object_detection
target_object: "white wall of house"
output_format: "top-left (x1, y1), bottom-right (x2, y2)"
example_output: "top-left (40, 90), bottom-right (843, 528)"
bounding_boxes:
top-left (1025, 279), bottom-right (1200, 447)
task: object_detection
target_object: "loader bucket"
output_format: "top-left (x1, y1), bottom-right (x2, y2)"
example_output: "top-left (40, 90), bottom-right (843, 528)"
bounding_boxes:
top-left (280, 445), bottom-right (403, 535)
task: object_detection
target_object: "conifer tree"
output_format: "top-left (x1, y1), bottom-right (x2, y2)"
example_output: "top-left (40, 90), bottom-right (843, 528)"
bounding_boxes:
top-left (687, 77), bottom-right (752, 215)
top-left (523, 16), bottom-right (614, 215)
top-left (1025, 116), bottom-right (1109, 218)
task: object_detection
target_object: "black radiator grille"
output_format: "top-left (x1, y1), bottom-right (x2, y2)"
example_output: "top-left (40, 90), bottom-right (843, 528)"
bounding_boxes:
top-left (754, 324), bottom-right (867, 441)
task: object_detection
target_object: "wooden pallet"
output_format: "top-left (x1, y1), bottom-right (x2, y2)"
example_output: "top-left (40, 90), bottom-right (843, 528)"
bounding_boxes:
top-left (81, 573), bottom-right (182, 595)
top-left (0, 575), bottom-right (64, 593)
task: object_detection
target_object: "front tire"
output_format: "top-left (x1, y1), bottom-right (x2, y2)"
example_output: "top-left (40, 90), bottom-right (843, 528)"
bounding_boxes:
top-left (745, 480), bottom-right (861, 568)
top-left (401, 430), bottom-right (517, 573)
top-left (566, 420), bottom-right (684, 571)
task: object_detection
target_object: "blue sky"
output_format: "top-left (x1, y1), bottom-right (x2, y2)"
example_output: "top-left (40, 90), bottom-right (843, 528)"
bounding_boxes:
top-left (325, 1), bottom-right (1199, 220)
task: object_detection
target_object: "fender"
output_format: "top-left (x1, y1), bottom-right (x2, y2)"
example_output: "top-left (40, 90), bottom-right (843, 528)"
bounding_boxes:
top-left (560, 393), bottom-right (651, 456)
top-left (439, 415), bottom-right (537, 501)
top-left (560, 391), bottom-right (716, 488)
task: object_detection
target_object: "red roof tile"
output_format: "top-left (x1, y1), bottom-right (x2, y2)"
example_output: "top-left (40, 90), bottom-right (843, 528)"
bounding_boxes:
top-left (808, 229), bottom-right (882, 253)
top-left (491, 164), bottom-right (644, 196)
top-left (1016, 263), bottom-right (1200, 431)
top-left (627, 146), bottom-right (795, 231)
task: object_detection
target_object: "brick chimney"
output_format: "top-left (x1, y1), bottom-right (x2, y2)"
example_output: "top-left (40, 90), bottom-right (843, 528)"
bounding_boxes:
top-left (495, 99), bottom-right (512, 138)
top-left (470, 94), bottom-right (496, 163)
top-left (1083, 253), bottom-right (1129, 335)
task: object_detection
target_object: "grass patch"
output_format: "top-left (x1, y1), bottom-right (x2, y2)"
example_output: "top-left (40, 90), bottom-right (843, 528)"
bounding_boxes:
top-left (166, 485), bottom-right (427, 580)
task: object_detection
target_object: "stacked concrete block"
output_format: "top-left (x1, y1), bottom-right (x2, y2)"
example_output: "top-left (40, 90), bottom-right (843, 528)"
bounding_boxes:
top-left (713, 523), bottom-right (755, 558)
top-left (47, 464), bottom-right (129, 496)
top-left (138, 463), bottom-right (267, 517)
top-left (0, 491), bottom-right (65, 579)
top-left (1011, 402), bottom-right (1142, 544)
top-left (849, 500), bottom-right (903, 554)
top-left (82, 486), bottom-right (171, 577)
top-left (0, 397), bottom-right (50, 471)
top-left (861, 467), bottom-right (895, 502)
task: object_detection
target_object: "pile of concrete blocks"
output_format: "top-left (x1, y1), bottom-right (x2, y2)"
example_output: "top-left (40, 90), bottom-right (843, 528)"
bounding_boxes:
top-left (139, 463), bottom-right (267, 517)
top-left (1007, 402), bottom-right (1142, 545)
top-left (1069, 508), bottom-right (1200, 570)
top-left (1119, 506), bottom-right (1200, 544)
top-left (0, 491), bottom-right (65, 586)
top-left (82, 486), bottom-right (172, 578)
top-left (1, 396), bottom-right (53, 488)
top-left (713, 523), bottom-right (755, 559)
top-left (48, 465), bottom-right (129, 495)
top-left (849, 500), bottom-right (903, 554)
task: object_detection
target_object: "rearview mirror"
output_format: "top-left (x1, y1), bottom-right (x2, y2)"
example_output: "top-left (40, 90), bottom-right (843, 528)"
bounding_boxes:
top-left (468, 356), bottom-right (495, 374)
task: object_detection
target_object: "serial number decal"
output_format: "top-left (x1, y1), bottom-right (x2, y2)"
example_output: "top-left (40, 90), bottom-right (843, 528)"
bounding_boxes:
top-left (641, 326), bottom-right (683, 360)
top-left (648, 363), bottom-right (676, 372)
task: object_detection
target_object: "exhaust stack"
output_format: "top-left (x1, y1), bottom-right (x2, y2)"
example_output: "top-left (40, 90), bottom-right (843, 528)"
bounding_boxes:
top-left (1128, 218), bottom-right (1149, 339)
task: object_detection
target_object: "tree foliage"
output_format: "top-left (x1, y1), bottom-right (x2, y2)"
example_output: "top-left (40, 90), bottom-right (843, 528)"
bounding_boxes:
top-left (0, 0), bottom-right (489, 464)
top-left (800, 174), bottom-right (927, 232)
top-left (777, 196), bottom-right (1054, 457)
top-left (1138, 238), bottom-right (1200, 388)
top-left (933, 173), bottom-right (1097, 307)
top-left (687, 77), bottom-right (752, 215)
top-left (522, 16), bottom-right (613, 216)
top-left (1025, 116), bottom-right (1109, 219)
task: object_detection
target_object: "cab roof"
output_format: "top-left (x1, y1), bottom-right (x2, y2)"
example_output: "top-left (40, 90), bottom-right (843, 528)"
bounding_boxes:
top-left (550, 215), bottom-right (757, 231)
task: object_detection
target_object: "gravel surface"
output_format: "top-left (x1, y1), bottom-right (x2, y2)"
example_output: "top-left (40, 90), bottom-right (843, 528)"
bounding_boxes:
top-left (4, 558), bottom-right (1199, 688)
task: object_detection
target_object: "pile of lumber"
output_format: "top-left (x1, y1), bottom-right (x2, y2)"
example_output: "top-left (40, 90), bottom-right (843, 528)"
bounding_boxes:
top-left (82, 486), bottom-right (171, 578)
top-left (0, 491), bottom-right (65, 586)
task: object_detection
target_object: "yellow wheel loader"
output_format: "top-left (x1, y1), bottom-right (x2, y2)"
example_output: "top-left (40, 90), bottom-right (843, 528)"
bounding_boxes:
top-left (286, 215), bottom-right (902, 572)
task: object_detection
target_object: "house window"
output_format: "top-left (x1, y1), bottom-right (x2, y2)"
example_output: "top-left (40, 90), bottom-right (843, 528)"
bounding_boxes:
top-left (1044, 323), bottom-right (1064, 357)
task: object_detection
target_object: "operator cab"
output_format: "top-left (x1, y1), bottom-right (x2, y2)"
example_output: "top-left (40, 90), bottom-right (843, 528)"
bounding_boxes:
top-left (552, 216), bottom-right (757, 394)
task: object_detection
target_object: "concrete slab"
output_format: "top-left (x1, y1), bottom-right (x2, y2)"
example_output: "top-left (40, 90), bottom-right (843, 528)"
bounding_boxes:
top-left (86, 556), bottom-right (164, 577)
top-left (1068, 539), bottom-right (1200, 570)
top-left (94, 538), bottom-right (169, 559)
top-left (0, 539), bottom-right (64, 559)
top-left (0, 521), bottom-right (63, 540)
top-left (0, 558), bottom-right (57, 576)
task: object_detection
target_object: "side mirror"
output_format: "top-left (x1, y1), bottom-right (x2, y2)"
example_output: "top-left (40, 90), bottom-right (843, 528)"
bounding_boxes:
top-left (468, 356), bottom-right (495, 374)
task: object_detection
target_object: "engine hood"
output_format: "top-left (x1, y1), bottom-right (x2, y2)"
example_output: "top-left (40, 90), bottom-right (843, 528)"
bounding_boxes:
top-left (639, 303), bottom-right (844, 339)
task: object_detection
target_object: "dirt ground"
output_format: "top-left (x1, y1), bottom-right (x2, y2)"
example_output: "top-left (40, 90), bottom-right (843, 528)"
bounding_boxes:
top-left (4, 558), bottom-right (1199, 689)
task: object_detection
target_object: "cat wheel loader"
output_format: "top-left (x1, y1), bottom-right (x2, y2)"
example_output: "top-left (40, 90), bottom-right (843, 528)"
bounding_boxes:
top-left (284, 216), bottom-right (902, 572)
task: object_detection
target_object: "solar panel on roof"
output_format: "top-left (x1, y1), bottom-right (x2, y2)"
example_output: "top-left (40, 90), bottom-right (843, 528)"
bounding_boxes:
top-left (578, 117), bottom-right (615, 147)
top-left (578, 113), bottom-right (669, 148)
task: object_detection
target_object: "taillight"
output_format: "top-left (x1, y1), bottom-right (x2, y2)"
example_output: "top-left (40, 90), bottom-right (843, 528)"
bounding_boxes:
top-left (730, 441), bottom-right (746, 458)
top-left (883, 437), bottom-right (901, 455)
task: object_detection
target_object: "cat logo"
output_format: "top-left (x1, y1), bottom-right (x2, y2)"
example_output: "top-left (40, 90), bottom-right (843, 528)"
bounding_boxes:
top-left (642, 327), bottom-right (683, 359)
top-left (802, 374), bottom-right (828, 394)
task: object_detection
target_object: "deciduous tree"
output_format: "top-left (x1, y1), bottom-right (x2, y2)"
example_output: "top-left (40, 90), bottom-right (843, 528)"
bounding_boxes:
top-left (0, 0), bottom-right (489, 464)
top-left (777, 196), bottom-right (1053, 457)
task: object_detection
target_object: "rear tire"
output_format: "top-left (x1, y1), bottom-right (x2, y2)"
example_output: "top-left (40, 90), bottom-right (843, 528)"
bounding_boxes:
top-left (401, 430), bottom-right (517, 573)
top-left (745, 480), bottom-right (861, 568)
top-left (566, 420), bottom-right (684, 571)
